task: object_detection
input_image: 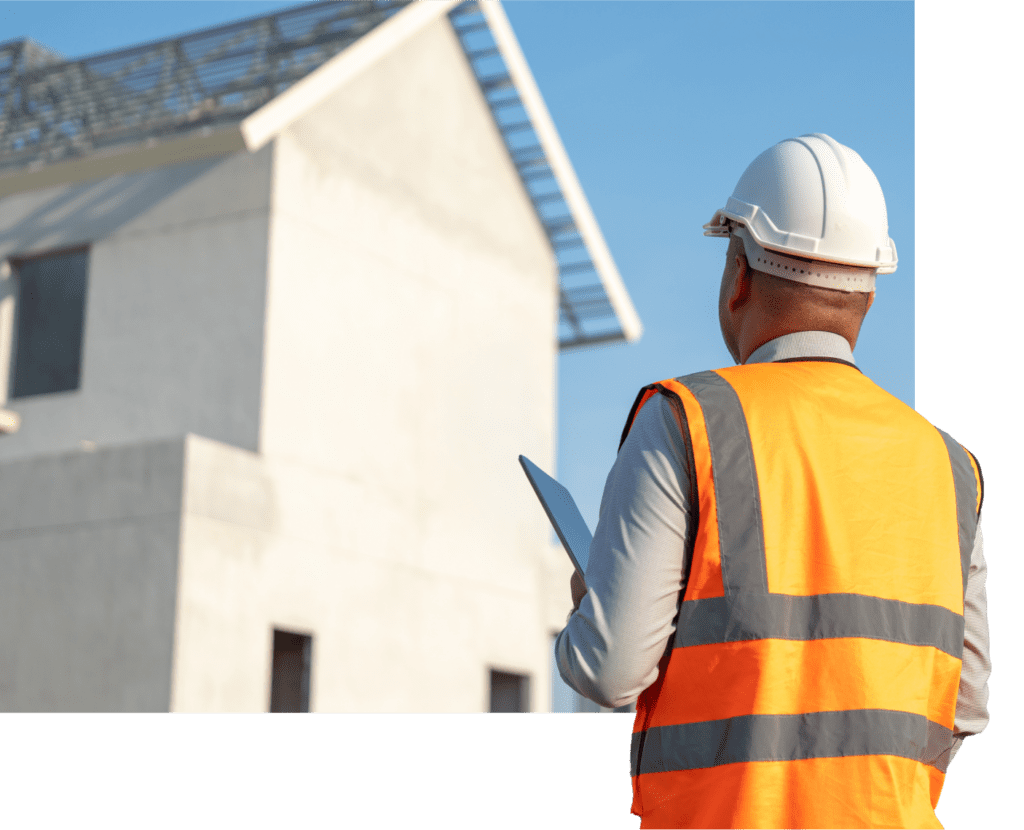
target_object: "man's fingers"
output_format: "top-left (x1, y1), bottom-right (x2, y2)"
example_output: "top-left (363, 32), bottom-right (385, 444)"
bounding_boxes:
top-left (570, 571), bottom-right (588, 608)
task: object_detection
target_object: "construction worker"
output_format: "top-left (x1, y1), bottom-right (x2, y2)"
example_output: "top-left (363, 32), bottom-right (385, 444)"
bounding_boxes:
top-left (555, 134), bottom-right (991, 829)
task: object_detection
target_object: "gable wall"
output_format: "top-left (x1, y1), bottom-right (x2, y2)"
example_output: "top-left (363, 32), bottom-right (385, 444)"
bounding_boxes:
top-left (171, 13), bottom-right (567, 711)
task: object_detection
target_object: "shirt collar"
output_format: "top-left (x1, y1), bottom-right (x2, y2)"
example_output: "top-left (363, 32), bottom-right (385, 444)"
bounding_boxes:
top-left (745, 331), bottom-right (855, 365)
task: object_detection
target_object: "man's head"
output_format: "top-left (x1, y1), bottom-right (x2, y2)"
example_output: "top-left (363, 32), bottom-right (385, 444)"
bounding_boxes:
top-left (718, 234), bottom-right (874, 364)
top-left (704, 134), bottom-right (895, 363)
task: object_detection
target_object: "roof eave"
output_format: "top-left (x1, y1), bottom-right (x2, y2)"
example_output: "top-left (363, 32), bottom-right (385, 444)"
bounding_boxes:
top-left (461, 1), bottom-right (642, 349)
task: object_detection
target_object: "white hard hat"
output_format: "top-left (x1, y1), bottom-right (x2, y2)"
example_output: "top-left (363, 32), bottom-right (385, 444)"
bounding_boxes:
top-left (704, 133), bottom-right (897, 293)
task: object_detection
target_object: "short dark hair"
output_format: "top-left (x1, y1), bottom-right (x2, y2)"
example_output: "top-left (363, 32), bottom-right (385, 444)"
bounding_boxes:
top-left (752, 268), bottom-right (870, 317)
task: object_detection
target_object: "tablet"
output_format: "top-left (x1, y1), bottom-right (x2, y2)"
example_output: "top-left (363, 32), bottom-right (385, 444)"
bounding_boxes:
top-left (518, 455), bottom-right (592, 578)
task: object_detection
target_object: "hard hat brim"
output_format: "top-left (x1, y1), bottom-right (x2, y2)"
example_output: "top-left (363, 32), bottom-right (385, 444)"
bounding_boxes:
top-left (732, 226), bottom-right (877, 293)
top-left (703, 205), bottom-right (897, 275)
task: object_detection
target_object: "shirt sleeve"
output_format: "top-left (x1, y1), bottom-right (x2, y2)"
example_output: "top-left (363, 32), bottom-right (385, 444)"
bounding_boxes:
top-left (555, 394), bottom-right (693, 709)
top-left (948, 519), bottom-right (991, 764)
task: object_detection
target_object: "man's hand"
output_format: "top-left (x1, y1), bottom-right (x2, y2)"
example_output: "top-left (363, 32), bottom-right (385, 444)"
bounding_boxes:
top-left (570, 570), bottom-right (587, 611)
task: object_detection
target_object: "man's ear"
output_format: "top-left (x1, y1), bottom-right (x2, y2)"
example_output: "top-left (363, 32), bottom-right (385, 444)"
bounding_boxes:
top-left (729, 255), bottom-right (752, 312)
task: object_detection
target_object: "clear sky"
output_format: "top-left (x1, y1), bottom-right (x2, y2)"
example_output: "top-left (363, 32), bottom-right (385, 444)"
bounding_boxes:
top-left (0, 0), bottom-right (914, 535)
top-left (1, 0), bottom-right (914, 714)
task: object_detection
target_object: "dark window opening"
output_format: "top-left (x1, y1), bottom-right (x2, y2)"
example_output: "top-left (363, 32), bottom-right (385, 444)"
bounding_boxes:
top-left (489, 669), bottom-right (530, 713)
top-left (11, 248), bottom-right (89, 399)
top-left (269, 629), bottom-right (312, 712)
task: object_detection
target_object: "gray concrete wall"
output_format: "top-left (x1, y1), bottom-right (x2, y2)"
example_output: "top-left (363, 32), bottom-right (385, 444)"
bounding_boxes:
top-left (0, 147), bottom-right (273, 461)
top-left (0, 438), bottom-right (184, 710)
top-left (171, 16), bottom-right (568, 712)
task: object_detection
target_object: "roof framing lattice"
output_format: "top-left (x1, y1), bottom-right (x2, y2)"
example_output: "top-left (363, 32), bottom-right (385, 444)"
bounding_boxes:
top-left (0, 1), bottom-right (412, 172)
top-left (0, 0), bottom-right (641, 351)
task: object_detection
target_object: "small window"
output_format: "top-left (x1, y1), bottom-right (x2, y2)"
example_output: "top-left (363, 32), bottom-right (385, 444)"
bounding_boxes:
top-left (269, 629), bottom-right (312, 713)
top-left (489, 669), bottom-right (530, 713)
top-left (10, 247), bottom-right (89, 398)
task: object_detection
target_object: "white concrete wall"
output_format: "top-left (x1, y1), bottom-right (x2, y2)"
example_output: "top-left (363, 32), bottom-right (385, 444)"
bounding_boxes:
top-left (0, 147), bottom-right (273, 461)
top-left (171, 15), bottom-right (568, 711)
top-left (173, 432), bottom-right (561, 712)
top-left (0, 439), bottom-right (184, 711)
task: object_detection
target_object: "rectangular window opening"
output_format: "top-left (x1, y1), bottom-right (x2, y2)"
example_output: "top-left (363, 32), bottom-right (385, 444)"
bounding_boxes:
top-left (269, 628), bottom-right (312, 713)
top-left (9, 247), bottom-right (90, 399)
top-left (489, 668), bottom-right (530, 713)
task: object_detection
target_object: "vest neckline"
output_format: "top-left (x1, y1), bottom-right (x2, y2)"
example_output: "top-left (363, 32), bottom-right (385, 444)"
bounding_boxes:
top-left (768, 356), bottom-right (862, 372)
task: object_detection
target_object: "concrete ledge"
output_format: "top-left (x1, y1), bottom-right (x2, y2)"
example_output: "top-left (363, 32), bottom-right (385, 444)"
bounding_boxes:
top-left (0, 435), bottom-right (186, 534)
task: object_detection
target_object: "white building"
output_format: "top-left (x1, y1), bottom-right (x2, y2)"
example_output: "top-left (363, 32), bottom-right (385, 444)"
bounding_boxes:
top-left (0, 0), bottom-right (640, 712)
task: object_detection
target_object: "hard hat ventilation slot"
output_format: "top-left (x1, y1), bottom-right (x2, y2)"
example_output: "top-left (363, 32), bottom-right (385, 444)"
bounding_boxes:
top-left (758, 255), bottom-right (815, 276)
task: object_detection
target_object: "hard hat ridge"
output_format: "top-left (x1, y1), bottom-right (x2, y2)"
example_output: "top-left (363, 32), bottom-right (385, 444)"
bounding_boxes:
top-left (704, 133), bottom-right (897, 292)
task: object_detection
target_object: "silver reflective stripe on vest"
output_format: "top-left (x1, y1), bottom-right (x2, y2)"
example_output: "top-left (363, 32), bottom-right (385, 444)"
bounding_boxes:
top-left (673, 592), bottom-right (965, 658)
top-left (630, 710), bottom-right (956, 776)
top-left (676, 371), bottom-right (768, 596)
top-left (936, 428), bottom-right (980, 597)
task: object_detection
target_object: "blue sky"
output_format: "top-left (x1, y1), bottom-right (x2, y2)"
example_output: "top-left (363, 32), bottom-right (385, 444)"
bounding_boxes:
top-left (0, 0), bottom-right (914, 536)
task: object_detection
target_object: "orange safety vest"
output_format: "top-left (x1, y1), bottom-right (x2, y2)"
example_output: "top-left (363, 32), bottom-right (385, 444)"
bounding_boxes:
top-left (621, 359), bottom-right (982, 829)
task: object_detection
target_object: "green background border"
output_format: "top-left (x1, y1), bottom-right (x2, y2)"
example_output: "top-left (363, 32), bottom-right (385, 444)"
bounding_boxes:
top-left (4, 1), bottom-right (1007, 830)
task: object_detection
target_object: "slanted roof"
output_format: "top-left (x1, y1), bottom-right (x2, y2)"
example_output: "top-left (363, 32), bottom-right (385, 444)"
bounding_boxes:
top-left (0, 0), bottom-right (641, 350)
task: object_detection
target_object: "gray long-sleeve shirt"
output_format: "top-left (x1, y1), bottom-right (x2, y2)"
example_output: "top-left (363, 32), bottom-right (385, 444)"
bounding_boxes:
top-left (556, 331), bottom-right (991, 763)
